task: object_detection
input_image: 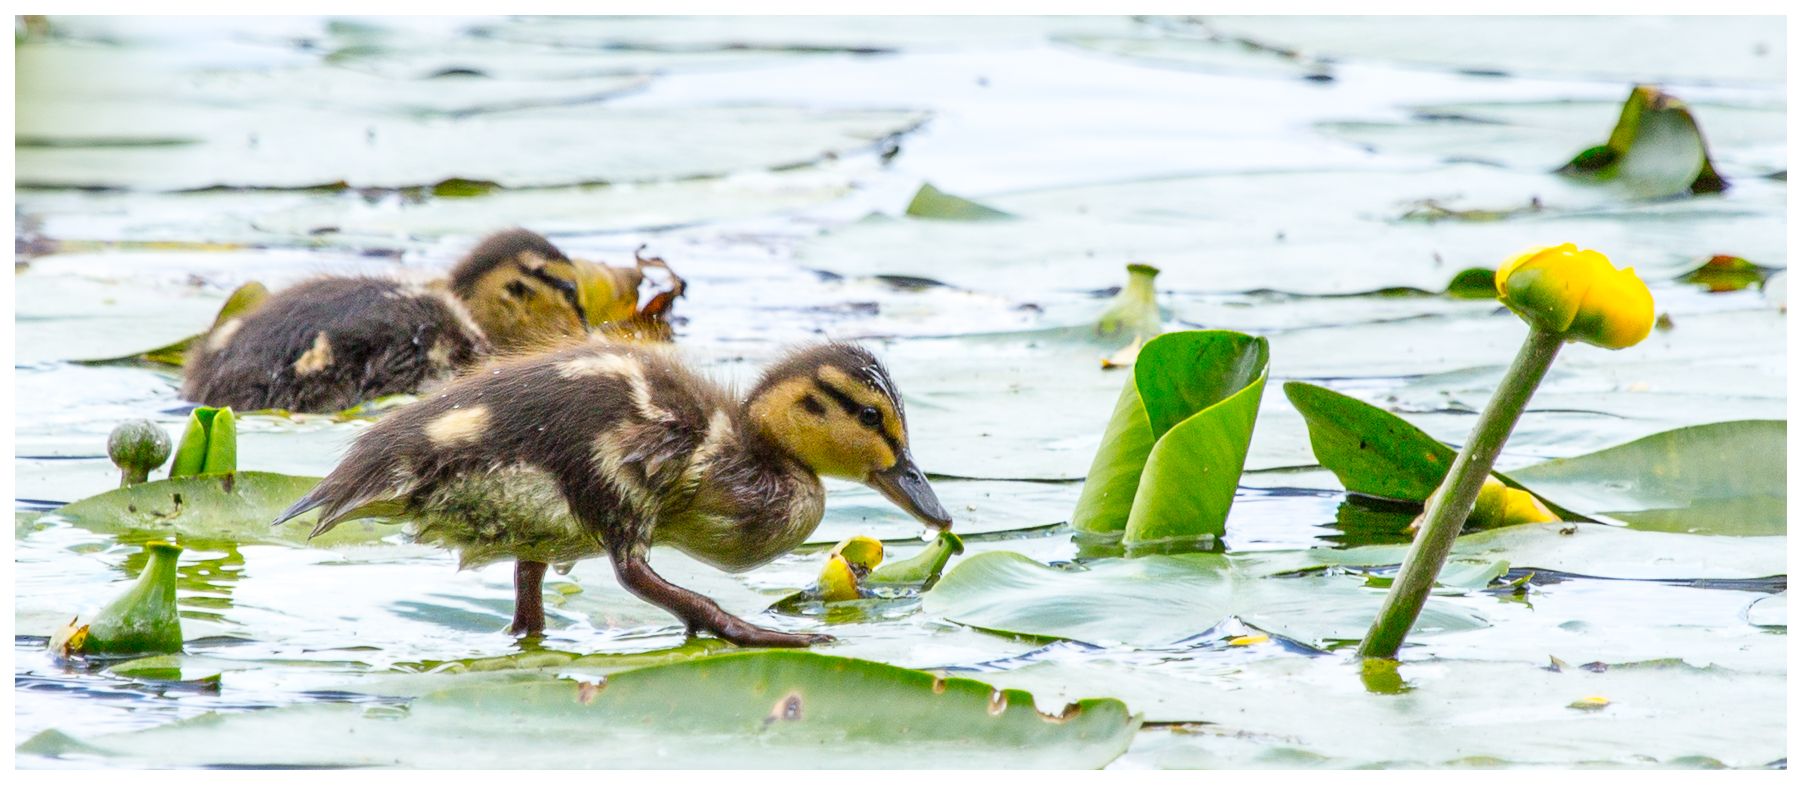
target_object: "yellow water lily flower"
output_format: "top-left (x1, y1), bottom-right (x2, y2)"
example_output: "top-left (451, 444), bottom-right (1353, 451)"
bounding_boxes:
top-left (1495, 244), bottom-right (1655, 349)
top-left (829, 535), bottom-right (885, 572)
top-left (1411, 476), bottom-right (1558, 534)
top-left (817, 554), bottom-right (862, 602)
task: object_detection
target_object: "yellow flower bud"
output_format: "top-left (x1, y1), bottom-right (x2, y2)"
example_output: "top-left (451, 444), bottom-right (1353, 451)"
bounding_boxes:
top-left (1495, 244), bottom-right (1655, 349)
top-left (817, 554), bottom-right (862, 603)
top-left (1411, 476), bottom-right (1558, 534)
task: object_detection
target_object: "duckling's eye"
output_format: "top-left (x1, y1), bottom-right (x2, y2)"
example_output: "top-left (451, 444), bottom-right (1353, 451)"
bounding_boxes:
top-left (857, 407), bottom-right (882, 428)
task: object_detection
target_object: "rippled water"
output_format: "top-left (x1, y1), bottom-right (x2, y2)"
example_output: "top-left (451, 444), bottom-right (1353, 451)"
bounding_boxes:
top-left (13, 15), bottom-right (1787, 768)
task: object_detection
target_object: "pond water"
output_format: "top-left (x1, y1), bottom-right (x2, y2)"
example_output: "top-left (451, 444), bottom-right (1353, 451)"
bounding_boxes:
top-left (13, 15), bottom-right (1788, 768)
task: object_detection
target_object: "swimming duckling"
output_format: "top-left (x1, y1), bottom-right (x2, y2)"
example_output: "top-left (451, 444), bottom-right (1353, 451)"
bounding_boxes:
top-left (273, 339), bottom-right (952, 647)
top-left (180, 229), bottom-right (644, 413)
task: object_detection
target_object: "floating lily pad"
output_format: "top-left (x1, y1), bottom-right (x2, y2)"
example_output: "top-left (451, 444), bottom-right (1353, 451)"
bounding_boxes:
top-left (1286, 381), bottom-right (1785, 535)
top-left (20, 651), bottom-right (1141, 768)
top-left (926, 550), bottom-right (1486, 647)
top-left (1507, 421), bottom-right (1786, 535)
top-left (43, 471), bottom-right (393, 548)
top-left (1195, 16), bottom-right (1786, 84)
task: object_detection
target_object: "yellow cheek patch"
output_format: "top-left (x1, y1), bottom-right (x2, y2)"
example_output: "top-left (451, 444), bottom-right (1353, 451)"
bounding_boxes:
top-left (424, 404), bottom-right (491, 446)
top-left (292, 331), bottom-right (334, 376)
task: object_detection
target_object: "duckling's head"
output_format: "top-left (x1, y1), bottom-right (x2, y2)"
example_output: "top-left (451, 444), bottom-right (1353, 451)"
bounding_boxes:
top-left (450, 229), bottom-right (596, 353)
top-left (748, 343), bottom-right (952, 531)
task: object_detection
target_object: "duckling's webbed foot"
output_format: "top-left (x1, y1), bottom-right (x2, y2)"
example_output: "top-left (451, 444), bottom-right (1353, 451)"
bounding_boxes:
top-left (508, 560), bottom-right (548, 637)
top-left (611, 552), bottom-right (831, 649)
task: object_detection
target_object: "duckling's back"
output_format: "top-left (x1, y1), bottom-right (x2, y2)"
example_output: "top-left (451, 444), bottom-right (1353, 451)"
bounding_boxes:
top-left (181, 277), bottom-right (489, 413)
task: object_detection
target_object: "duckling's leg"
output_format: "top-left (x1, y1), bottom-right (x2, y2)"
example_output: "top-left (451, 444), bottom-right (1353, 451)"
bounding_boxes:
top-left (509, 560), bottom-right (548, 636)
top-left (610, 549), bottom-right (831, 648)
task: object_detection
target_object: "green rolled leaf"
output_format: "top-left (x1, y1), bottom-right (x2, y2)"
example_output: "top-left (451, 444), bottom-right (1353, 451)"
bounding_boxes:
top-left (76, 541), bottom-right (185, 657)
top-left (169, 406), bottom-right (236, 478)
top-left (904, 182), bottom-right (1013, 221)
top-left (1073, 331), bottom-right (1269, 552)
top-left (22, 651), bottom-right (1141, 768)
top-left (1095, 263), bottom-right (1163, 340)
top-left (1557, 84), bottom-right (1728, 198)
top-left (867, 531), bottom-right (965, 587)
top-left (1284, 381), bottom-right (1784, 535)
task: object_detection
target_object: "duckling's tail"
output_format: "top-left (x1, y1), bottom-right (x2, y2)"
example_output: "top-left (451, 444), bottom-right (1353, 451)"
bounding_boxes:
top-left (272, 490), bottom-right (330, 537)
top-left (273, 480), bottom-right (404, 539)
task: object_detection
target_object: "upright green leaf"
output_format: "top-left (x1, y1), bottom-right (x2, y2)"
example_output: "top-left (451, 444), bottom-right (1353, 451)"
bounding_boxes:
top-left (1283, 381), bottom-right (1454, 502)
top-left (169, 406), bottom-right (237, 478)
top-left (1073, 331), bottom-right (1269, 551)
top-left (1558, 84), bottom-right (1728, 198)
top-left (56, 541), bottom-right (185, 658)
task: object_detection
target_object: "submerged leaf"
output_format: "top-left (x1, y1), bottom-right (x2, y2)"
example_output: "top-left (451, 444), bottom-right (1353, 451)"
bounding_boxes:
top-left (1678, 255), bottom-right (1773, 293)
top-left (24, 651), bottom-right (1141, 768)
top-left (1073, 331), bottom-right (1269, 553)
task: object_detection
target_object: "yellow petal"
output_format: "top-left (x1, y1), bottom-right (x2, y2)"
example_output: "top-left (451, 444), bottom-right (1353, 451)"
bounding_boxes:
top-left (1228, 633), bottom-right (1269, 646)
top-left (1569, 695), bottom-right (1611, 710)
top-left (1496, 244), bottom-right (1654, 350)
top-left (1568, 265), bottom-right (1656, 349)
top-left (817, 555), bottom-right (862, 602)
top-left (829, 535), bottom-right (885, 571)
top-left (1500, 487), bottom-right (1560, 525)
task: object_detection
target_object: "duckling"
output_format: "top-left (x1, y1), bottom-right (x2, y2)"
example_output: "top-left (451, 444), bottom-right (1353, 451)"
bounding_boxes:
top-left (180, 229), bottom-right (645, 413)
top-left (273, 339), bottom-right (952, 647)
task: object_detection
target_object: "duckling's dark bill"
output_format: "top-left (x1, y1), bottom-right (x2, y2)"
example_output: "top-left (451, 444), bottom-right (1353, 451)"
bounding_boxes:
top-left (868, 453), bottom-right (953, 530)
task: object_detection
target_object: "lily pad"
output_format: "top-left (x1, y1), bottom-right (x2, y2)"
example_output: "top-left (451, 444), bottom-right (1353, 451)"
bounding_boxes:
top-left (43, 471), bottom-right (393, 548)
top-left (1073, 331), bottom-right (1269, 552)
top-left (1506, 421), bottom-right (1786, 535)
top-left (925, 550), bottom-right (1486, 647)
top-left (1194, 16), bottom-right (1786, 84)
top-left (1286, 381), bottom-right (1785, 535)
top-left (20, 651), bottom-right (1141, 768)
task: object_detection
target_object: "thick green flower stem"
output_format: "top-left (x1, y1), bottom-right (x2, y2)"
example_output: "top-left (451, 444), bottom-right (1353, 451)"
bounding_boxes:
top-left (1358, 326), bottom-right (1564, 659)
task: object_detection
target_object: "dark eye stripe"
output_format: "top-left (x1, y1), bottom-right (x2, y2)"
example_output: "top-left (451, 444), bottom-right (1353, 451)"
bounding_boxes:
top-left (524, 266), bottom-right (588, 327)
top-left (812, 379), bottom-right (863, 417)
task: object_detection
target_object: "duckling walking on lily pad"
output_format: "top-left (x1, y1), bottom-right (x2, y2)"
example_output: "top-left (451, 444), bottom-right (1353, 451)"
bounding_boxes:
top-left (181, 229), bottom-right (649, 413)
top-left (273, 340), bottom-right (951, 647)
